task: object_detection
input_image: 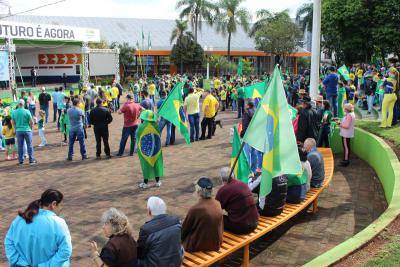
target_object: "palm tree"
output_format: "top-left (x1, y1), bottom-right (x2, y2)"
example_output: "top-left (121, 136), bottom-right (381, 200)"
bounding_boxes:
top-left (170, 19), bottom-right (189, 44)
top-left (176, 0), bottom-right (219, 44)
top-left (215, 0), bottom-right (251, 61)
top-left (249, 9), bottom-right (273, 37)
top-left (296, 2), bottom-right (313, 32)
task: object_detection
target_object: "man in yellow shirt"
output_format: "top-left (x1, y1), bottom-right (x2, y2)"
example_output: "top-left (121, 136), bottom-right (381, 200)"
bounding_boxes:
top-left (213, 77), bottom-right (221, 90)
top-left (200, 90), bottom-right (219, 140)
top-left (184, 88), bottom-right (202, 142)
top-left (111, 83), bottom-right (119, 112)
top-left (148, 81), bottom-right (156, 103)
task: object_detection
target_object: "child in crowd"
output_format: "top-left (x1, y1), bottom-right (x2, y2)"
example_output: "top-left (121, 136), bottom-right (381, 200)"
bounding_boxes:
top-left (60, 109), bottom-right (70, 145)
top-left (2, 116), bottom-right (16, 160)
top-left (37, 110), bottom-right (47, 147)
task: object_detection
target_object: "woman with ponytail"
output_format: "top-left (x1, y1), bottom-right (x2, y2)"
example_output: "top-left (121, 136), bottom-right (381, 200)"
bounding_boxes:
top-left (4, 189), bottom-right (72, 267)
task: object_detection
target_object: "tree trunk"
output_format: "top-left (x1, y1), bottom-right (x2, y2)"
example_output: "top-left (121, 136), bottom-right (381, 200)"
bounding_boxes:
top-left (194, 14), bottom-right (198, 44)
top-left (227, 32), bottom-right (232, 62)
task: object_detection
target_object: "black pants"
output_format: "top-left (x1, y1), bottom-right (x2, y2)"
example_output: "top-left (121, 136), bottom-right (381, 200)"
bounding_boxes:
top-left (200, 117), bottom-right (214, 139)
top-left (223, 215), bottom-right (258, 235)
top-left (94, 127), bottom-right (110, 157)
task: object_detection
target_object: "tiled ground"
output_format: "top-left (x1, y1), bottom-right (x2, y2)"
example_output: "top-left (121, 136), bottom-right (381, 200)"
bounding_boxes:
top-left (0, 103), bottom-right (387, 266)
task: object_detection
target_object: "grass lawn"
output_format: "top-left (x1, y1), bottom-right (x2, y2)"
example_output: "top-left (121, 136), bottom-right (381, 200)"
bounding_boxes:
top-left (362, 236), bottom-right (400, 266)
top-left (356, 120), bottom-right (400, 146)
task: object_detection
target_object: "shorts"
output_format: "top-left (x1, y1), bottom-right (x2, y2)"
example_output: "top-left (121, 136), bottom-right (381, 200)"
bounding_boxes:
top-left (5, 138), bottom-right (15, 146)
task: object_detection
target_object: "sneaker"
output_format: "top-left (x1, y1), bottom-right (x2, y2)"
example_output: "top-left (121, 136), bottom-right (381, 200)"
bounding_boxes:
top-left (96, 156), bottom-right (101, 160)
top-left (105, 155), bottom-right (112, 159)
top-left (7, 156), bottom-right (12, 161)
top-left (29, 160), bottom-right (37, 165)
top-left (67, 158), bottom-right (72, 161)
top-left (155, 181), bottom-right (162, 187)
top-left (82, 155), bottom-right (89, 160)
top-left (12, 155), bottom-right (17, 160)
top-left (0, 147), bottom-right (5, 152)
top-left (18, 161), bottom-right (23, 165)
top-left (38, 143), bottom-right (46, 147)
top-left (139, 182), bottom-right (149, 189)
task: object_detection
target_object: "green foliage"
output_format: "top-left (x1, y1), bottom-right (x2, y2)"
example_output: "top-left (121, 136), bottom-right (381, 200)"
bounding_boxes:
top-left (249, 9), bottom-right (273, 37)
top-left (321, 0), bottom-right (400, 64)
top-left (110, 42), bottom-right (135, 82)
top-left (362, 236), bottom-right (400, 266)
top-left (355, 120), bottom-right (400, 146)
top-left (254, 11), bottom-right (302, 63)
top-left (242, 58), bottom-right (254, 75)
top-left (170, 33), bottom-right (204, 73)
top-left (215, 0), bottom-right (251, 60)
top-left (296, 2), bottom-right (313, 32)
top-left (88, 39), bottom-right (109, 49)
top-left (170, 19), bottom-right (189, 44)
top-left (297, 57), bottom-right (311, 71)
top-left (176, 0), bottom-right (218, 43)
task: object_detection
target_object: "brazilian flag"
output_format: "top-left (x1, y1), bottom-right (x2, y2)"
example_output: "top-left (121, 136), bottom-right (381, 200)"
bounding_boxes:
top-left (136, 116), bottom-right (164, 180)
top-left (243, 81), bottom-right (267, 99)
top-left (158, 82), bottom-right (190, 144)
top-left (243, 66), bottom-right (301, 197)
top-left (231, 126), bottom-right (252, 183)
top-left (338, 65), bottom-right (350, 81)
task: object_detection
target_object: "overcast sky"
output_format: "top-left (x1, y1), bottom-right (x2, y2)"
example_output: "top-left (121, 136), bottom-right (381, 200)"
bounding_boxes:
top-left (4, 0), bottom-right (311, 20)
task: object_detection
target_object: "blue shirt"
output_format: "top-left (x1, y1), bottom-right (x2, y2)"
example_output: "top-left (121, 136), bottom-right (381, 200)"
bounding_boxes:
top-left (157, 97), bottom-right (166, 110)
top-left (56, 92), bottom-right (66, 108)
top-left (323, 73), bottom-right (339, 97)
top-left (67, 106), bottom-right (84, 131)
top-left (4, 209), bottom-right (72, 267)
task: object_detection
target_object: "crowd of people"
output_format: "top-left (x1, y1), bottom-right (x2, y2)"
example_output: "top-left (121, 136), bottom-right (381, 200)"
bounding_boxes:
top-left (0, 61), bottom-right (398, 266)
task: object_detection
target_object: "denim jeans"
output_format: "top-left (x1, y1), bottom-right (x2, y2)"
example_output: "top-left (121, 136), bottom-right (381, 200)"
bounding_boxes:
top-left (57, 109), bottom-right (62, 129)
top-left (29, 104), bottom-right (36, 118)
top-left (40, 105), bottom-right (49, 123)
top-left (244, 143), bottom-right (260, 173)
top-left (366, 95), bottom-right (374, 113)
top-left (327, 95), bottom-right (338, 117)
top-left (112, 99), bottom-right (118, 112)
top-left (16, 131), bottom-right (34, 163)
top-left (158, 117), bottom-right (171, 145)
top-left (68, 128), bottom-right (87, 159)
top-left (53, 103), bottom-right (58, 122)
top-left (237, 98), bottom-right (245, 118)
top-left (188, 113), bottom-right (200, 141)
top-left (231, 100), bottom-right (237, 111)
top-left (118, 125), bottom-right (138, 155)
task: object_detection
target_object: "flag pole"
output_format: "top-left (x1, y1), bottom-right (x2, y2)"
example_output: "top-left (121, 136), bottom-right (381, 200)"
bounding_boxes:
top-left (229, 142), bottom-right (246, 180)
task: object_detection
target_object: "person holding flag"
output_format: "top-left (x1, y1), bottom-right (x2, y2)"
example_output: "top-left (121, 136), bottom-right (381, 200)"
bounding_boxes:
top-left (137, 110), bottom-right (164, 189)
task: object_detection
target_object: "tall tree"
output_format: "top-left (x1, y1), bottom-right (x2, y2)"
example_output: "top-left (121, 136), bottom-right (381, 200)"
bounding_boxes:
top-left (254, 11), bottom-right (302, 68)
top-left (296, 2), bottom-right (313, 32)
top-left (110, 42), bottom-right (135, 82)
top-left (170, 32), bottom-right (204, 73)
top-left (215, 0), bottom-right (251, 61)
top-left (170, 19), bottom-right (190, 44)
top-left (176, 0), bottom-right (218, 44)
top-left (249, 9), bottom-right (273, 37)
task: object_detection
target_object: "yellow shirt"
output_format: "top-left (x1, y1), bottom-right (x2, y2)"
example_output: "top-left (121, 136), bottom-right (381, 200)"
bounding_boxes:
top-left (219, 90), bottom-right (227, 101)
top-left (184, 93), bottom-right (200, 115)
top-left (148, 84), bottom-right (156, 96)
top-left (111, 86), bottom-right (119, 99)
top-left (202, 94), bottom-right (218, 118)
top-left (2, 125), bottom-right (15, 139)
top-left (349, 73), bottom-right (355, 81)
top-left (78, 102), bottom-right (85, 111)
top-left (356, 69), bottom-right (363, 78)
top-left (105, 90), bottom-right (112, 102)
top-left (213, 79), bottom-right (221, 89)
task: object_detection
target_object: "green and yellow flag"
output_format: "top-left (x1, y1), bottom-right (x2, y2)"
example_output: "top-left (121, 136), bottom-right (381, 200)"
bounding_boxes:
top-left (243, 66), bottom-right (301, 197)
top-left (288, 105), bottom-right (298, 120)
top-left (158, 82), bottom-right (190, 144)
top-left (338, 65), bottom-right (350, 81)
top-left (243, 81), bottom-right (267, 99)
top-left (136, 112), bottom-right (164, 180)
top-left (231, 126), bottom-right (251, 183)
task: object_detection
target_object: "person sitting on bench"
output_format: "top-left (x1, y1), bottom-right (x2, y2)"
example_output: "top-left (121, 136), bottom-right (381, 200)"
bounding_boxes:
top-left (286, 147), bottom-right (312, 203)
top-left (248, 171), bottom-right (288, 217)
top-left (303, 138), bottom-right (325, 188)
top-left (182, 177), bottom-right (223, 252)
top-left (216, 167), bottom-right (259, 235)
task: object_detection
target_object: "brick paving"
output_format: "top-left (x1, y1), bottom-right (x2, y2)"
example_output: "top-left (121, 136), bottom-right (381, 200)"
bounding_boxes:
top-left (0, 103), bottom-right (387, 267)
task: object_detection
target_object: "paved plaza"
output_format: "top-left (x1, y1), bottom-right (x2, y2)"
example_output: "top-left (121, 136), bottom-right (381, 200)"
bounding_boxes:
top-left (0, 105), bottom-right (386, 266)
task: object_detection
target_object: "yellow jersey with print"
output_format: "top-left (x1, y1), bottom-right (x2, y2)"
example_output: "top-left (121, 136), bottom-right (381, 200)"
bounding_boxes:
top-left (111, 87), bottom-right (119, 99)
top-left (148, 84), bottom-right (156, 96)
top-left (2, 125), bottom-right (15, 139)
top-left (202, 94), bottom-right (218, 118)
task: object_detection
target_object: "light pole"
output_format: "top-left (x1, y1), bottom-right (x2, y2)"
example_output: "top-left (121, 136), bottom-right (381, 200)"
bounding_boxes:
top-left (204, 45), bottom-right (210, 80)
top-left (310, 0), bottom-right (321, 100)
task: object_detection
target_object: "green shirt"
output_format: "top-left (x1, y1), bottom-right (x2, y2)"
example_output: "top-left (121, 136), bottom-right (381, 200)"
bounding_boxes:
top-left (322, 110), bottom-right (333, 124)
top-left (38, 119), bottom-right (44, 129)
top-left (236, 87), bottom-right (245, 99)
top-left (11, 107), bottom-right (32, 132)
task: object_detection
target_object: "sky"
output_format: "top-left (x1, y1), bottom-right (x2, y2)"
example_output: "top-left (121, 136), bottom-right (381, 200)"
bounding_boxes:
top-left (3, 0), bottom-right (311, 20)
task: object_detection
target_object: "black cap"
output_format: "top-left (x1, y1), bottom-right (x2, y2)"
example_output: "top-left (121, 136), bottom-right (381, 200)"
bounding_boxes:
top-left (126, 94), bottom-right (133, 99)
top-left (197, 177), bottom-right (213, 189)
top-left (303, 96), bottom-right (311, 103)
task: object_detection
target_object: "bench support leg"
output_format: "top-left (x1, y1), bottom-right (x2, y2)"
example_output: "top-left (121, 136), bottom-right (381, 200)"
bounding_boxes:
top-left (312, 198), bottom-right (319, 214)
top-left (243, 244), bottom-right (250, 267)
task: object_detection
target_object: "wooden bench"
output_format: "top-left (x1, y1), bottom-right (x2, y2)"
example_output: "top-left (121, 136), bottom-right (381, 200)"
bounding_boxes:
top-left (182, 148), bottom-right (334, 267)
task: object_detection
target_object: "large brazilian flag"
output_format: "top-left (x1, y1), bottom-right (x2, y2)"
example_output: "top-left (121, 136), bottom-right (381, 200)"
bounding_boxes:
top-left (136, 118), bottom-right (164, 180)
top-left (243, 66), bottom-right (301, 197)
top-left (243, 81), bottom-right (267, 99)
top-left (158, 82), bottom-right (190, 144)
